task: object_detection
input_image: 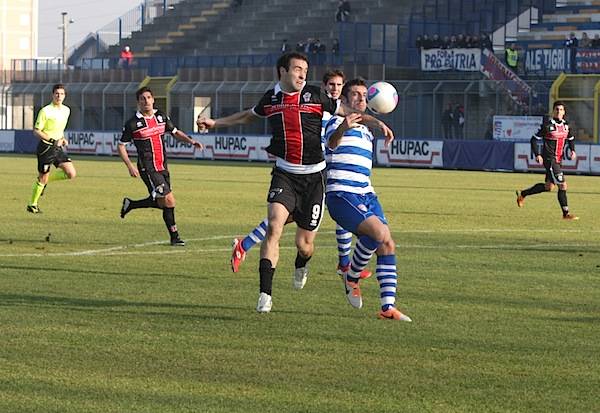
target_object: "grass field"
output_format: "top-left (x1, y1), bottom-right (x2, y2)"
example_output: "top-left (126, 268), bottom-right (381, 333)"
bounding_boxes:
top-left (1, 153), bottom-right (599, 413)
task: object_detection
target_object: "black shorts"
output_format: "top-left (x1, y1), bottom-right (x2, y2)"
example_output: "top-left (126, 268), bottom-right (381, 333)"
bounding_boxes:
top-left (267, 167), bottom-right (325, 231)
top-left (36, 141), bottom-right (71, 174)
top-left (544, 159), bottom-right (565, 184)
top-left (140, 167), bottom-right (172, 199)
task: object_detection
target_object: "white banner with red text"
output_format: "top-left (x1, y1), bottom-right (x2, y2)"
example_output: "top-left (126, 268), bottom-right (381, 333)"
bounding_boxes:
top-left (514, 143), bottom-right (591, 173)
top-left (376, 139), bottom-right (443, 167)
top-left (493, 115), bottom-right (543, 141)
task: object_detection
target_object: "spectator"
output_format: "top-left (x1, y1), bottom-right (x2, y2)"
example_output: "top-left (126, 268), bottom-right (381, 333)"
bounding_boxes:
top-left (470, 35), bottom-right (480, 48)
top-left (453, 104), bottom-right (465, 139)
top-left (430, 34), bottom-right (442, 48)
top-left (318, 40), bottom-right (326, 54)
top-left (441, 36), bottom-right (450, 49)
top-left (505, 43), bottom-right (518, 73)
top-left (331, 38), bottom-right (340, 55)
top-left (415, 35), bottom-right (423, 49)
top-left (456, 34), bottom-right (467, 48)
top-left (484, 108), bottom-right (495, 140)
top-left (592, 34), bottom-right (600, 48)
top-left (441, 103), bottom-right (454, 139)
top-left (448, 35), bottom-right (458, 49)
top-left (296, 40), bottom-right (305, 53)
top-left (464, 35), bottom-right (472, 48)
top-left (309, 38), bottom-right (320, 55)
top-left (281, 39), bottom-right (290, 54)
top-left (480, 33), bottom-right (493, 50)
top-left (421, 34), bottom-right (432, 49)
top-left (119, 45), bottom-right (133, 69)
top-left (580, 32), bottom-right (591, 48)
top-left (565, 32), bottom-right (578, 73)
top-left (304, 37), bottom-right (314, 54)
top-left (335, 0), bottom-right (351, 22)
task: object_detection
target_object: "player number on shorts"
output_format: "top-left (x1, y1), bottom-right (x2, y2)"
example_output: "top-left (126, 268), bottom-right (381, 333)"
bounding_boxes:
top-left (310, 204), bottom-right (321, 227)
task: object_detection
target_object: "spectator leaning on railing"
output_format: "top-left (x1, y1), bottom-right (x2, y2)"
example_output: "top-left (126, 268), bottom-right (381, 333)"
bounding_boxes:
top-left (505, 43), bottom-right (519, 73)
top-left (565, 32), bottom-right (578, 73)
top-left (119, 45), bottom-right (133, 69)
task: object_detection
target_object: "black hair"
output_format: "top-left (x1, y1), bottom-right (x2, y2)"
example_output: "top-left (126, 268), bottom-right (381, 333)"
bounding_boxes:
top-left (52, 84), bottom-right (65, 93)
top-left (276, 52), bottom-right (308, 79)
top-left (322, 69), bottom-right (345, 84)
top-left (136, 86), bottom-right (153, 100)
top-left (341, 77), bottom-right (367, 99)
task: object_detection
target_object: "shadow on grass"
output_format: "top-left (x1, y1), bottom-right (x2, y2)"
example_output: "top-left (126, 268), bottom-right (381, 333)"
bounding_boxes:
top-left (0, 291), bottom-right (366, 320)
top-left (0, 265), bottom-right (201, 280)
top-left (0, 293), bottom-right (245, 321)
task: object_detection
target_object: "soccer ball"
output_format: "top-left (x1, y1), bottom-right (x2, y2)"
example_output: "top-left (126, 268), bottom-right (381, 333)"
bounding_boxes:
top-left (367, 81), bottom-right (398, 114)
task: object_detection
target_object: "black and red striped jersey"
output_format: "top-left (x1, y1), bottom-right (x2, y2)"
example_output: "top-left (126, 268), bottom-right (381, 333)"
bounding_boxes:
top-left (120, 110), bottom-right (177, 172)
top-left (253, 83), bottom-right (337, 168)
top-left (531, 116), bottom-right (575, 163)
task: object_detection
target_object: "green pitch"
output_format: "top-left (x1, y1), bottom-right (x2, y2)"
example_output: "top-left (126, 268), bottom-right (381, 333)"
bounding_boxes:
top-left (1, 154), bottom-right (599, 413)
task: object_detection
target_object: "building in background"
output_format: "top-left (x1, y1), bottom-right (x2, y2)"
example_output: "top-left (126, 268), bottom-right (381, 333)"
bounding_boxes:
top-left (0, 0), bottom-right (38, 71)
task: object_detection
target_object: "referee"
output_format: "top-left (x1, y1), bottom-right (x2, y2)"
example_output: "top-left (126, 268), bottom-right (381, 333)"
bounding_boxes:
top-left (27, 83), bottom-right (76, 213)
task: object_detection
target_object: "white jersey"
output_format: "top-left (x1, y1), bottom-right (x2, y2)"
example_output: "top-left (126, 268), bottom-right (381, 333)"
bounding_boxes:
top-left (324, 115), bottom-right (375, 194)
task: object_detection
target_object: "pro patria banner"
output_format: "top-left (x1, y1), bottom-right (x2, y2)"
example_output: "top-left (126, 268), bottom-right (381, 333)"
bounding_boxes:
top-left (421, 48), bottom-right (481, 71)
top-left (376, 139), bottom-right (443, 167)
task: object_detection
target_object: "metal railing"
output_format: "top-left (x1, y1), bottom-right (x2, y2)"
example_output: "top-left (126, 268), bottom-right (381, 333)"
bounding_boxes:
top-left (5, 79), bottom-right (558, 141)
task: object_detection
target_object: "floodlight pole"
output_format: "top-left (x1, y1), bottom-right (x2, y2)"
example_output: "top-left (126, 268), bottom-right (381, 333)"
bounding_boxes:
top-left (61, 12), bottom-right (68, 68)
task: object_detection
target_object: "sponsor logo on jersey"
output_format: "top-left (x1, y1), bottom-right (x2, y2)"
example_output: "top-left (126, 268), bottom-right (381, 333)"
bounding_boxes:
top-left (268, 188), bottom-right (283, 199)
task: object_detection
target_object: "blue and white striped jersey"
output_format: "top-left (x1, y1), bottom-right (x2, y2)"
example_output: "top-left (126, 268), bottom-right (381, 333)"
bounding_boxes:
top-left (324, 115), bottom-right (375, 194)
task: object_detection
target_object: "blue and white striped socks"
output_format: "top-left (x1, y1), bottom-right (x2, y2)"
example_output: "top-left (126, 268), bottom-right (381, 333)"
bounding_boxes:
top-left (347, 235), bottom-right (379, 282)
top-left (376, 254), bottom-right (397, 311)
top-left (336, 225), bottom-right (352, 267)
top-left (241, 218), bottom-right (268, 251)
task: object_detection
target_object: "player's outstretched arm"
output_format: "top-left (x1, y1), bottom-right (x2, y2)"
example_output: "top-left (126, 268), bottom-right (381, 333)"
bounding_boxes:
top-left (197, 109), bottom-right (257, 132)
top-left (173, 130), bottom-right (203, 149)
top-left (337, 102), bottom-right (394, 145)
top-left (359, 113), bottom-right (394, 146)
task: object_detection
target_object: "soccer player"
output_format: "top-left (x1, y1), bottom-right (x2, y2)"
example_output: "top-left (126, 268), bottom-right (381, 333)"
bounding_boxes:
top-left (118, 87), bottom-right (203, 245)
top-left (516, 101), bottom-right (578, 220)
top-left (229, 69), bottom-right (371, 281)
top-left (197, 52), bottom-right (392, 313)
top-left (27, 84), bottom-right (76, 213)
top-left (325, 78), bottom-right (412, 321)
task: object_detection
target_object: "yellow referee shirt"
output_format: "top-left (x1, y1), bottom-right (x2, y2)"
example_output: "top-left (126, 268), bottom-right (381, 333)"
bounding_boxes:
top-left (34, 103), bottom-right (71, 142)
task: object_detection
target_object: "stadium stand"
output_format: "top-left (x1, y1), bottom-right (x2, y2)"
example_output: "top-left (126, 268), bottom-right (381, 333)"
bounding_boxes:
top-left (104, 0), bottom-right (412, 58)
top-left (516, 0), bottom-right (600, 46)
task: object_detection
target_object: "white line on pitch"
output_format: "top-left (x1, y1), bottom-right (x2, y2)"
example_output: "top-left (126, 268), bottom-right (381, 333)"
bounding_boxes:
top-left (1, 241), bottom-right (597, 258)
